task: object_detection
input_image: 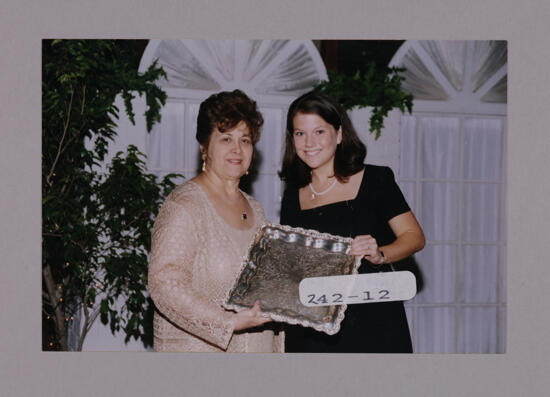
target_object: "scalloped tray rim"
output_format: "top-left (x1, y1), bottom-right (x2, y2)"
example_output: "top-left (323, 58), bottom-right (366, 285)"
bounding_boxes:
top-left (223, 222), bottom-right (362, 335)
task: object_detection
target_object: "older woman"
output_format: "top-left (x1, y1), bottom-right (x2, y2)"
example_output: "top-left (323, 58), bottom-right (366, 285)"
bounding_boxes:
top-left (279, 91), bottom-right (425, 353)
top-left (148, 90), bottom-right (282, 352)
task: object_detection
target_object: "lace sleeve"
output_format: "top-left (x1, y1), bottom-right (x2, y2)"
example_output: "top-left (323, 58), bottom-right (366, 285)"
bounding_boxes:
top-left (148, 198), bottom-right (235, 350)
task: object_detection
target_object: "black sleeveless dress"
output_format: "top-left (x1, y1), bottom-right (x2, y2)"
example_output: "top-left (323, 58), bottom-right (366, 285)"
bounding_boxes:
top-left (280, 164), bottom-right (413, 353)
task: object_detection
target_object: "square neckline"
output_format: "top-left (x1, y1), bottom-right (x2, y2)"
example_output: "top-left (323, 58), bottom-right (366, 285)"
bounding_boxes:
top-left (299, 166), bottom-right (367, 212)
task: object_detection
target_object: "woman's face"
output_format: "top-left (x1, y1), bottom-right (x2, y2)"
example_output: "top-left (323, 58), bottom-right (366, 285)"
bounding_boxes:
top-left (292, 112), bottom-right (342, 172)
top-left (201, 121), bottom-right (253, 180)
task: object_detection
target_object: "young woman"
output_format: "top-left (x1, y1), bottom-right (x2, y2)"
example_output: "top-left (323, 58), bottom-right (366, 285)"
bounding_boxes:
top-left (279, 91), bottom-right (425, 353)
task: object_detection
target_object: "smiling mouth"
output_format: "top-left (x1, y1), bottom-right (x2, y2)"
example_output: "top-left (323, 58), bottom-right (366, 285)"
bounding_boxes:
top-left (304, 150), bottom-right (321, 157)
top-left (227, 159), bottom-right (243, 164)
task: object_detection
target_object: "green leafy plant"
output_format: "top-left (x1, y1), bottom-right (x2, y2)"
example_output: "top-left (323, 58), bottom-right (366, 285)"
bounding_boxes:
top-left (42, 39), bottom-right (178, 350)
top-left (314, 63), bottom-right (413, 139)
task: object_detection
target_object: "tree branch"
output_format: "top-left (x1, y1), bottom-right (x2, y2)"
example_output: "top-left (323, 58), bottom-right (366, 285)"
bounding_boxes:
top-left (78, 298), bottom-right (90, 351)
top-left (43, 232), bottom-right (63, 238)
top-left (43, 263), bottom-right (68, 350)
top-left (87, 307), bottom-right (101, 333)
top-left (81, 84), bottom-right (86, 115)
top-left (46, 87), bottom-right (74, 187)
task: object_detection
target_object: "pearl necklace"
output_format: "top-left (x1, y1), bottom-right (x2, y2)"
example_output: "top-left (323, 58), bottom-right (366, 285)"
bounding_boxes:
top-left (309, 178), bottom-right (337, 200)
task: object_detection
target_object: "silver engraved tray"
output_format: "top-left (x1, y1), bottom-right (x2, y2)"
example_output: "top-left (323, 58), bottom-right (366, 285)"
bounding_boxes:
top-left (224, 223), bottom-right (361, 335)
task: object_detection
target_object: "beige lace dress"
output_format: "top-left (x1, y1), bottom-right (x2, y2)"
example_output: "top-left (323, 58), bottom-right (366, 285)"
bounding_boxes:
top-left (148, 181), bottom-right (283, 352)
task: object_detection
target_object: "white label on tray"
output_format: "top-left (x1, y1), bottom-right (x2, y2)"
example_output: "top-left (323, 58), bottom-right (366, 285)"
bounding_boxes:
top-left (298, 271), bottom-right (417, 307)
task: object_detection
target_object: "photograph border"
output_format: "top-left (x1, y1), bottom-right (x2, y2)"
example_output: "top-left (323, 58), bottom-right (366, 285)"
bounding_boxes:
top-left (2, 0), bottom-right (550, 396)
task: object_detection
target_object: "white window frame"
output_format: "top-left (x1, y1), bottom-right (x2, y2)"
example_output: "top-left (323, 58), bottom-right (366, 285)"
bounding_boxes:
top-left (391, 40), bottom-right (507, 353)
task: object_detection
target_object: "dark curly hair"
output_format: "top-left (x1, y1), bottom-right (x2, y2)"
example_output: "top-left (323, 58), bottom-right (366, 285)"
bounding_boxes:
top-left (279, 91), bottom-right (366, 187)
top-left (196, 89), bottom-right (264, 148)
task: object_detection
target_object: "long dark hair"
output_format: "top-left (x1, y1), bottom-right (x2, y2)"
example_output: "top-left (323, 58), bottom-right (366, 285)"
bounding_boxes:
top-left (279, 91), bottom-right (366, 187)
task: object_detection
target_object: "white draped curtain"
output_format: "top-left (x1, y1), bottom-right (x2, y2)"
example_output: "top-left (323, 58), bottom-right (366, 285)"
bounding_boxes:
top-left (393, 40), bottom-right (507, 353)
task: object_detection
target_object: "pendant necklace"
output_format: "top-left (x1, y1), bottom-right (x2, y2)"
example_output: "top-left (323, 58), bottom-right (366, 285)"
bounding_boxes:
top-left (309, 178), bottom-right (337, 200)
top-left (240, 194), bottom-right (248, 221)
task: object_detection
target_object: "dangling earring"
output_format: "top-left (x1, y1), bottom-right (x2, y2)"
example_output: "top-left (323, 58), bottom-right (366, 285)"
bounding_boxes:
top-left (245, 170), bottom-right (249, 176)
top-left (201, 153), bottom-right (206, 172)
